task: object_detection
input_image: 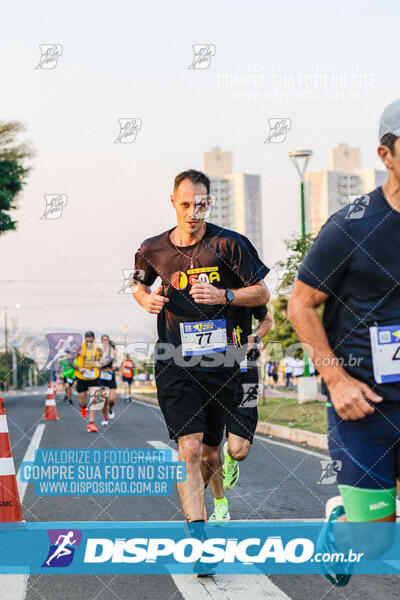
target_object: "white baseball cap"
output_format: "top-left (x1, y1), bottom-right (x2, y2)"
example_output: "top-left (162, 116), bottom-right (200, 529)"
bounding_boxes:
top-left (379, 99), bottom-right (400, 141)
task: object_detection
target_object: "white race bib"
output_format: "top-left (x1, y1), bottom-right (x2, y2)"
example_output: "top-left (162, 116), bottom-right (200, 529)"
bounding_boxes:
top-left (82, 369), bottom-right (96, 379)
top-left (99, 371), bottom-right (113, 381)
top-left (370, 325), bottom-right (400, 383)
top-left (180, 318), bottom-right (227, 356)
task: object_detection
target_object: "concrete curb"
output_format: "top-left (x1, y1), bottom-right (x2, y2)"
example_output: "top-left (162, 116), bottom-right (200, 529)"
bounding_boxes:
top-left (132, 393), bottom-right (329, 452)
top-left (256, 421), bottom-right (328, 451)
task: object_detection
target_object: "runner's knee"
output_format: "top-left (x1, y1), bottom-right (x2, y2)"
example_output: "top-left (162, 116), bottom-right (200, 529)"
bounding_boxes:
top-left (229, 442), bottom-right (250, 461)
top-left (178, 435), bottom-right (202, 464)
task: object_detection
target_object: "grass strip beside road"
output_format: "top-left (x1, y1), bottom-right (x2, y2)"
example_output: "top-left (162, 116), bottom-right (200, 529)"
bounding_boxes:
top-left (258, 396), bottom-right (327, 435)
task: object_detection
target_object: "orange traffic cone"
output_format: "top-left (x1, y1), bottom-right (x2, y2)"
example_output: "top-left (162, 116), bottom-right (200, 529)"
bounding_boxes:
top-left (0, 398), bottom-right (23, 522)
top-left (43, 383), bottom-right (59, 420)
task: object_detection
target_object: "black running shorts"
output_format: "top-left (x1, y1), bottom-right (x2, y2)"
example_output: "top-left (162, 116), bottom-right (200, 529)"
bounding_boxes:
top-left (76, 378), bottom-right (100, 393)
top-left (155, 361), bottom-right (242, 447)
top-left (98, 372), bottom-right (117, 389)
top-left (225, 367), bottom-right (260, 443)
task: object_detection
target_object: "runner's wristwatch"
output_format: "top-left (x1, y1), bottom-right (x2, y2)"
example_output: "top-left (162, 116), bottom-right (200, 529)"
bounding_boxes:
top-left (250, 334), bottom-right (261, 345)
top-left (225, 289), bottom-right (234, 304)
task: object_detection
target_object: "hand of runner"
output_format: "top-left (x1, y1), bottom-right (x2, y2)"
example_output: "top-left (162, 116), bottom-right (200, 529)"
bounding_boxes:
top-left (327, 375), bottom-right (383, 420)
top-left (189, 282), bottom-right (224, 304)
top-left (145, 284), bottom-right (169, 314)
top-left (246, 335), bottom-right (263, 354)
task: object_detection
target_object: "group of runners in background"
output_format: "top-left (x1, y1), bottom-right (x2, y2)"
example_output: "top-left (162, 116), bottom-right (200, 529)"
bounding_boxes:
top-left (53, 336), bottom-right (135, 432)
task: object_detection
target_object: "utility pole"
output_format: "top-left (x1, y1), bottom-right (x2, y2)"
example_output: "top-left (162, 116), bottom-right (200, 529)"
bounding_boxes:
top-left (4, 306), bottom-right (8, 391)
top-left (12, 347), bottom-right (17, 390)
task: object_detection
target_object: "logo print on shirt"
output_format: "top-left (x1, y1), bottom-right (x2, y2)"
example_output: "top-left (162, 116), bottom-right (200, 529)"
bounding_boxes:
top-left (187, 266), bottom-right (220, 286)
top-left (171, 271), bottom-right (188, 290)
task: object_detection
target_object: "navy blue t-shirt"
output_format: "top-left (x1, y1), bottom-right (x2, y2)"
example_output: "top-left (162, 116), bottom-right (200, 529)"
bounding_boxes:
top-left (298, 186), bottom-right (400, 401)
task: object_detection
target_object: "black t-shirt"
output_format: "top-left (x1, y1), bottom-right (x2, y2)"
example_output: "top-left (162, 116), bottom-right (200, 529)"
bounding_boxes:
top-left (298, 186), bottom-right (400, 400)
top-left (134, 222), bottom-right (269, 370)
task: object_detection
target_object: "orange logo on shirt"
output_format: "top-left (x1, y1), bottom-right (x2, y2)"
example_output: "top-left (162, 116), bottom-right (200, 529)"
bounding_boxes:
top-left (171, 271), bottom-right (188, 290)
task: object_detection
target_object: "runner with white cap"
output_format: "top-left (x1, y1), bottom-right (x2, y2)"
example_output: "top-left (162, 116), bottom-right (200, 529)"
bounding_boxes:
top-left (288, 99), bottom-right (400, 586)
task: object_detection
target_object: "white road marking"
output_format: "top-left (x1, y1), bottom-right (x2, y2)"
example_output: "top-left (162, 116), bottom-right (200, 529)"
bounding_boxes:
top-left (17, 424), bottom-right (46, 502)
top-left (254, 434), bottom-right (327, 460)
top-left (171, 573), bottom-right (291, 599)
top-left (147, 440), bottom-right (179, 461)
top-left (0, 423), bottom-right (46, 600)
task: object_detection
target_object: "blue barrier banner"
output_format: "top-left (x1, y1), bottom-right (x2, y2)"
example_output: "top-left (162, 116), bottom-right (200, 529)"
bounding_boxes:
top-left (1, 521), bottom-right (400, 574)
top-left (19, 449), bottom-right (186, 496)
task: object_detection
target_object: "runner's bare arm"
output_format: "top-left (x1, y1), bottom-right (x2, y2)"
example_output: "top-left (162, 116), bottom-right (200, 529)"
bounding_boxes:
top-left (247, 310), bottom-right (273, 352)
top-left (69, 346), bottom-right (83, 373)
top-left (288, 279), bottom-right (382, 420)
top-left (190, 279), bottom-right (269, 306)
top-left (255, 310), bottom-right (274, 338)
top-left (132, 282), bottom-right (169, 314)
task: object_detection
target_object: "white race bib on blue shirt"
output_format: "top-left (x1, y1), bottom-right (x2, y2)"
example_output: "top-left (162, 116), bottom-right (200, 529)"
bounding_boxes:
top-left (370, 325), bottom-right (400, 383)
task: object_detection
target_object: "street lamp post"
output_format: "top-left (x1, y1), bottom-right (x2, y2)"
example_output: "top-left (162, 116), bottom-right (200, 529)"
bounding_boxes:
top-left (288, 149), bottom-right (313, 377)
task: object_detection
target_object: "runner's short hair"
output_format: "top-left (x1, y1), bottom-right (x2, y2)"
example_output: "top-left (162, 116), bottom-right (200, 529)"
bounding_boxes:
top-left (84, 331), bottom-right (95, 338)
top-left (380, 133), bottom-right (398, 155)
top-left (174, 169), bottom-right (210, 195)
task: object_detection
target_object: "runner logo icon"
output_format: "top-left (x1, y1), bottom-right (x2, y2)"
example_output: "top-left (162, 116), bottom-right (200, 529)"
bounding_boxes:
top-left (239, 383), bottom-right (263, 407)
top-left (265, 118), bottom-right (291, 143)
top-left (42, 529), bottom-right (82, 567)
top-left (188, 44), bottom-right (216, 70)
top-left (317, 460), bottom-right (342, 485)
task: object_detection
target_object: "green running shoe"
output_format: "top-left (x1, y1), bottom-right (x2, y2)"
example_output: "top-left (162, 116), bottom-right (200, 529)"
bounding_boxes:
top-left (316, 496), bottom-right (352, 587)
top-left (209, 500), bottom-right (230, 523)
top-left (222, 441), bottom-right (239, 490)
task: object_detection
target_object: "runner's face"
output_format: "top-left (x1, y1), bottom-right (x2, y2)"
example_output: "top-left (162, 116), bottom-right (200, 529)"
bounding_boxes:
top-left (379, 138), bottom-right (400, 181)
top-left (171, 180), bottom-right (208, 237)
top-left (85, 336), bottom-right (94, 347)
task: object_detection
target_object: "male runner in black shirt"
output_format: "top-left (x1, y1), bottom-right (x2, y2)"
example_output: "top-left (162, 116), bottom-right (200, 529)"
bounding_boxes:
top-left (133, 169), bottom-right (269, 522)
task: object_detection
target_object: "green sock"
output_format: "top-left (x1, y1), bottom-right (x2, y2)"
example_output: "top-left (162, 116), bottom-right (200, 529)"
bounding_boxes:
top-left (215, 496), bottom-right (228, 505)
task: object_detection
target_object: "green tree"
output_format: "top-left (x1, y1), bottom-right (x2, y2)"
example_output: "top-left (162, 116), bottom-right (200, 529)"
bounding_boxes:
top-left (0, 121), bottom-right (33, 235)
top-left (263, 232), bottom-right (314, 353)
top-left (0, 350), bottom-right (36, 390)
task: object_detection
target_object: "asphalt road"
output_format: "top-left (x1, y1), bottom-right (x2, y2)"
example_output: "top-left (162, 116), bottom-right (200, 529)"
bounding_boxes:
top-left (2, 388), bottom-right (399, 600)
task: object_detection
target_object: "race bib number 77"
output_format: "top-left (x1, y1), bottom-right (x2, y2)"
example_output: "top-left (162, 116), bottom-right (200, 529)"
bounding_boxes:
top-left (180, 319), bottom-right (227, 356)
top-left (370, 325), bottom-right (400, 384)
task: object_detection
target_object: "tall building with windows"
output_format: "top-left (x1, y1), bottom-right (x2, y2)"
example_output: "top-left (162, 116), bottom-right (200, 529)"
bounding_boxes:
top-left (202, 147), bottom-right (263, 256)
top-left (305, 143), bottom-right (386, 236)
